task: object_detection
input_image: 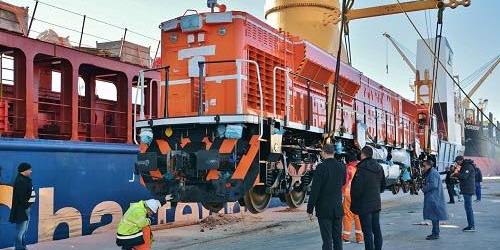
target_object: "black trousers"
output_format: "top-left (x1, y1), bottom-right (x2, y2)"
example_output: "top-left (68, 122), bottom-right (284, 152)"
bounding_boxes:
top-left (318, 217), bottom-right (343, 250)
top-left (359, 211), bottom-right (383, 250)
top-left (446, 184), bottom-right (455, 203)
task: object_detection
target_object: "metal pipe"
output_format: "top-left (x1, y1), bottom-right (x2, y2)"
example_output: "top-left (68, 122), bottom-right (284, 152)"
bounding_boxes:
top-left (272, 66), bottom-right (292, 118)
top-left (164, 67), bottom-right (169, 118)
top-left (78, 15), bottom-right (86, 48)
top-left (238, 59), bottom-right (264, 139)
top-left (236, 60), bottom-right (242, 114)
top-left (154, 40), bottom-right (161, 61)
top-left (28, 0), bottom-right (39, 36)
top-left (132, 71), bottom-right (141, 145)
top-left (119, 28), bottom-right (128, 58)
top-left (306, 80), bottom-right (311, 130)
top-left (198, 62), bottom-right (204, 116)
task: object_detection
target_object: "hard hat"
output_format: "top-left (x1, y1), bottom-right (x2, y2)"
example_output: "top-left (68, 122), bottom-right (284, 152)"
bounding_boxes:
top-left (145, 199), bottom-right (161, 213)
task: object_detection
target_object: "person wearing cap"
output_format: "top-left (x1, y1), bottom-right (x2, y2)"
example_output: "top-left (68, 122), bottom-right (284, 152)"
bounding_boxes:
top-left (422, 159), bottom-right (448, 240)
top-left (9, 162), bottom-right (35, 250)
top-left (350, 146), bottom-right (385, 250)
top-left (116, 199), bottom-right (161, 250)
top-left (453, 155), bottom-right (476, 232)
top-left (307, 143), bottom-right (346, 250)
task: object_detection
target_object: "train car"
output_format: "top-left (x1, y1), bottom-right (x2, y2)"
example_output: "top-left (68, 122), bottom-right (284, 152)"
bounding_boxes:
top-left (133, 9), bottom-right (434, 213)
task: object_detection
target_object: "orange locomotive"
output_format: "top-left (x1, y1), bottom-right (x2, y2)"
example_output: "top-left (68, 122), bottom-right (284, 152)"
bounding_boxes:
top-left (134, 8), bottom-right (428, 213)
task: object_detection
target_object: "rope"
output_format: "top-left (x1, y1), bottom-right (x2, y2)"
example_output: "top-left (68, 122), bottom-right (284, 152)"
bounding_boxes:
top-left (394, 0), bottom-right (498, 132)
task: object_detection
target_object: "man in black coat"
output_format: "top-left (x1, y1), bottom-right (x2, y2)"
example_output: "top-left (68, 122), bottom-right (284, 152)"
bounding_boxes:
top-left (9, 163), bottom-right (35, 250)
top-left (441, 166), bottom-right (457, 204)
top-left (350, 146), bottom-right (386, 250)
top-left (307, 143), bottom-right (346, 250)
top-left (453, 156), bottom-right (476, 232)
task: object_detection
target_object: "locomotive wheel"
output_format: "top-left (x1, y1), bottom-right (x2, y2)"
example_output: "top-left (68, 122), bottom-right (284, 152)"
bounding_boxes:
top-left (201, 202), bottom-right (224, 213)
top-left (391, 184), bottom-right (400, 195)
top-left (284, 190), bottom-right (306, 208)
top-left (243, 185), bottom-right (271, 214)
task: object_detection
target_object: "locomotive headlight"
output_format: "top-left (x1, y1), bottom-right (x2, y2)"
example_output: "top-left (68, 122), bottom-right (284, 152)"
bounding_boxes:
top-left (169, 33), bottom-right (178, 43)
top-left (139, 128), bottom-right (153, 145)
top-left (218, 27), bottom-right (227, 36)
top-left (165, 127), bottom-right (173, 137)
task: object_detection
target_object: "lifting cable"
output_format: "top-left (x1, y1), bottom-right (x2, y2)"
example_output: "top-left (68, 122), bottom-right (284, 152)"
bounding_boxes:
top-left (326, 0), bottom-right (348, 140)
top-left (430, 8), bottom-right (449, 142)
top-left (394, 0), bottom-right (498, 133)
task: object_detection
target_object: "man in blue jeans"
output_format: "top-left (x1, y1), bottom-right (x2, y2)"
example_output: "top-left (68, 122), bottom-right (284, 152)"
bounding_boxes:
top-left (9, 163), bottom-right (36, 250)
top-left (350, 146), bottom-right (386, 250)
top-left (453, 156), bottom-right (476, 232)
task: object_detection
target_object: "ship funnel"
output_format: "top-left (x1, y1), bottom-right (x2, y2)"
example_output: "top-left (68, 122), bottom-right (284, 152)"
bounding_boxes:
top-left (264, 0), bottom-right (347, 61)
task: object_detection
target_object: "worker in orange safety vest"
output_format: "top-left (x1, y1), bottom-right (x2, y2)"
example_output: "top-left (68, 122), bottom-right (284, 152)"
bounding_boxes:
top-left (342, 159), bottom-right (364, 244)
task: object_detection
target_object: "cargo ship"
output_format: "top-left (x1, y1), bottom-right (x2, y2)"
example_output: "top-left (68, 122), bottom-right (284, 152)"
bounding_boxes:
top-left (464, 110), bottom-right (500, 176)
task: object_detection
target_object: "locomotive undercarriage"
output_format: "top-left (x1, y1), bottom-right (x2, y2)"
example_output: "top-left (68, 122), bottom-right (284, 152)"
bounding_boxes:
top-left (135, 117), bottom-right (322, 213)
top-left (135, 113), bottom-right (426, 214)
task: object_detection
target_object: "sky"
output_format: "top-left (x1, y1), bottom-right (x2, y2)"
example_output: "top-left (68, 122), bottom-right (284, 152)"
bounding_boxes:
top-left (5, 0), bottom-right (500, 118)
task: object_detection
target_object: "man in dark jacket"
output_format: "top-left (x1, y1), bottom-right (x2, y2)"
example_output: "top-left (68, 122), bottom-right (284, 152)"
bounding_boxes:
top-left (350, 146), bottom-right (386, 250)
top-left (453, 156), bottom-right (476, 232)
top-left (474, 165), bottom-right (483, 201)
top-left (441, 166), bottom-right (457, 204)
top-left (307, 143), bottom-right (346, 250)
top-left (9, 163), bottom-right (35, 250)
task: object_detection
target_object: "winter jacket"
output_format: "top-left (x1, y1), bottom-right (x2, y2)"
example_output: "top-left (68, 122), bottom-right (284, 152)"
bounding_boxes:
top-left (442, 170), bottom-right (457, 186)
top-left (9, 174), bottom-right (33, 223)
top-left (350, 158), bottom-right (386, 215)
top-left (117, 200), bottom-right (151, 236)
top-left (343, 161), bottom-right (359, 195)
top-left (307, 158), bottom-right (346, 219)
top-left (458, 159), bottom-right (476, 195)
top-left (475, 167), bottom-right (483, 183)
top-left (423, 168), bottom-right (448, 221)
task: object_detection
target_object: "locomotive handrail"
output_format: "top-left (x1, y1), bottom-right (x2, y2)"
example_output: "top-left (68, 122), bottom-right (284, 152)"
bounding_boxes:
top-left (198, 59), bottom-right (264, 139)
top-left (337, 91), bottom-right (417, 148)
top-left (273, 68), bottom-right (327, 127)
top-left (272, 66), bottom-right (292, 120)
top-left (238, 59), bottom-right (264, 139)
top-left (133, 66), bottom-right (168, 145)
top-left (198, 60), bottom-right (237, 116)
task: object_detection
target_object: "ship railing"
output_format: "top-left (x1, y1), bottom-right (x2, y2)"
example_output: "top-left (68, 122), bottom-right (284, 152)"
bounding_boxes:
top-left (25, 0), bottom-right (161, 67)
top-left (78, 106), bottom-right (128, 143)
top-left (197, 59), bottom-right (264, 139)
top-left (34, 101), bottom-right (72, 140)
top-left (0, 96), bottom-right (26, 137)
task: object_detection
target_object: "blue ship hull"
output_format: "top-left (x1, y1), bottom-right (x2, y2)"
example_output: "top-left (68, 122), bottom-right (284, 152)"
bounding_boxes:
top-left (0, 138), bottom-right (281, 248)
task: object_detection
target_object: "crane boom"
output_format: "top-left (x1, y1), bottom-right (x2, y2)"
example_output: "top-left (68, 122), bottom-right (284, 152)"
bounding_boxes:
top-left (345, 0), bottom-right (470, 22)
top-left (383, 33), bottom-right (416, 74)
top-left (463, 55), bottom-right (500, 108)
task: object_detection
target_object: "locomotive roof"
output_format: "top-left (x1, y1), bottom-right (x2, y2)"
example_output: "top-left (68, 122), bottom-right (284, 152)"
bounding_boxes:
top-left (160, 10), bottom-right (415, 104)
